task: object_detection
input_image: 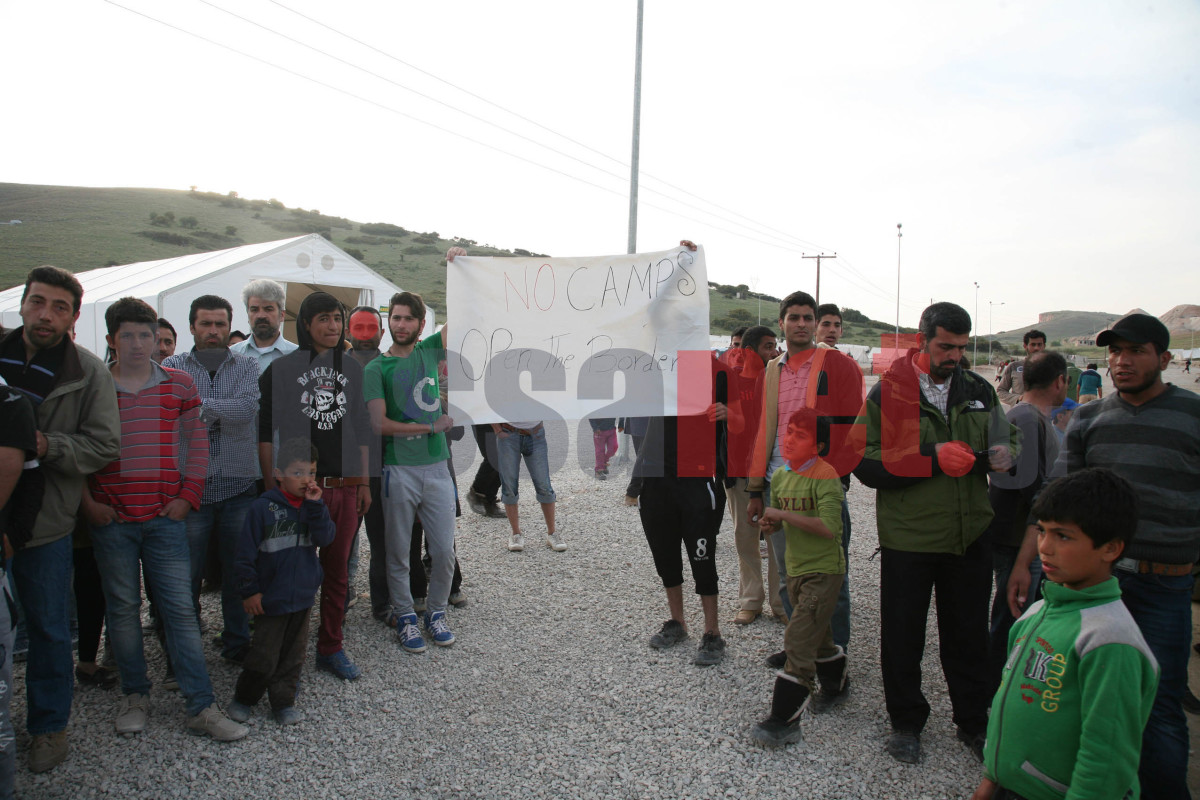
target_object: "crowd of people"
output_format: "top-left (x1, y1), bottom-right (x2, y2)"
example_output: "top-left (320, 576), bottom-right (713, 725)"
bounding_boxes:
top-left (0, 246), bottom-right (1196, 800)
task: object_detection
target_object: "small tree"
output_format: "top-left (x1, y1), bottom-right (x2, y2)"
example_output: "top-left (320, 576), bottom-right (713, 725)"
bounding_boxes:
top-left (225, 225), bottom-right (238, 237)
top-left (179, 216), bottom-right (199, 229)
top-left (344, 247), bottom-right (365, 261)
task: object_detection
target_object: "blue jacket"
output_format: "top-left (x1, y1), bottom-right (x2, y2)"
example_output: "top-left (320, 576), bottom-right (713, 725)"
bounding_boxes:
top-left (235, 488), bottom-right (335, 615)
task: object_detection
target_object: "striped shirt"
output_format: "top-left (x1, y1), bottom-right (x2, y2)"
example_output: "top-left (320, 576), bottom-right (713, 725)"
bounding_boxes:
top-left (1064, 385), bottom-right (1200, 564)
top-left (89, 363), bottom-right (208, 521)
top-left (162, 348), bottom-right (260, 504)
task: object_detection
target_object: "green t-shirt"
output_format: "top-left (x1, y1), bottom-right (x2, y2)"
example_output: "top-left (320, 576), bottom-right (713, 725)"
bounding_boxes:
top-left (363, 331), bottom-right (449, 466)
top-left (770, 458), bottom-right (846, 577)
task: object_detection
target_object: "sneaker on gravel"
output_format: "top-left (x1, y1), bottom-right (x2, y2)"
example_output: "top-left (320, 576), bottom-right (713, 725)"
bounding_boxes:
top-left (886, 729), bottom-right (921, 764)
top-left (507, 533), bottom-right (525, 552)
top-left (547, 531), bottom-right (567, 552)
top-left (765, 651), bottom-right (787, 669)
top-left (649, 619), bottom-right (688, 650)
top-left (274, 706), bottom-right (304, 726)
top-left (29, 731), bottom-right (68, 773)
top-left (315, 649), bottom-right (361, 681)
top-left (413, 596), bottom-right (427, 615)
top-left (448, 591), bottom-right (469, 608)
top-left (115, 693), bottom-right (150, 735)
top-left (466, 489), bottom-right (489, 516)
top-left (186, 703), bottom-right (249, 741)
top-left (424, 610), bottom-right (456, 646)
top-left (694, 632), bottom-right (726, 666)
top-left (396, 613), bottom-right (427, 654)
top-left (226, 700), bottom-right (252, 723)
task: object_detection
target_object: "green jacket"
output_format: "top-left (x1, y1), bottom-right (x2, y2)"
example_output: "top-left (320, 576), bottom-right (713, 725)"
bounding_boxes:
top-left (983, 577), bottom-right (1158, 799)
top-left (853, 349), bottom-right (1019, 554)
top-left (2, 329), bottom-right (121, 549)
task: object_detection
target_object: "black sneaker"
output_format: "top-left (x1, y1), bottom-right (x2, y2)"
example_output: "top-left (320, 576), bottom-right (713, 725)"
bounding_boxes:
top-left (466, 490), bottom-right (488, 516)
top-left (694, 632), bottom-right (726, 666)
top-left (765, 651), bottom-right (786, 669)
top-left (649, 620), bottom-right (688, 650)
top-left (886, 730), bottom-right (921, 764)
top-left (955, 726), bottom-right (985, 763)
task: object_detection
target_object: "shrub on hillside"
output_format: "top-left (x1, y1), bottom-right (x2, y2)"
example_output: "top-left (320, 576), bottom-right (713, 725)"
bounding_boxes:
top-left (179, 216), bottom-right (199, 229)
top-left (403, 244), bottom-right (441, 256)
top-left (344, 247), bottom-right (366, 262)
top-left (138, 230), bottom-right (191, 246)
top-left (360, 223), bottom-right (408, 237)
top-left (411, 235), bottom-right (438, 245)
top-left (345, 235), bottom-right (400, 246)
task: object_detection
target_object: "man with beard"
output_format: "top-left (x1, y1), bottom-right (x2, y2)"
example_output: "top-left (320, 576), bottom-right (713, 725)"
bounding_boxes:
top-left (0, 266), bottom-right (120, 773)
top-left (854, 301), bottom-right (1018, 765)
top-left (258, 293), bottom-right (372, 680)
top-left (996, 329), bottom-right (1046, 406)
top-left (231, 279), bottom-right (297, 372)
top-left (1063, 313), bottom-right (1200, 799)
top-left (163, 296), bottom-right (260, 665)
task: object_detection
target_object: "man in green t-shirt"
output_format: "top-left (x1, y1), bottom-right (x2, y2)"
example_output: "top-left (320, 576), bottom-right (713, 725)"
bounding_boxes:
top-left (364, 288), bottom-right (458, 655)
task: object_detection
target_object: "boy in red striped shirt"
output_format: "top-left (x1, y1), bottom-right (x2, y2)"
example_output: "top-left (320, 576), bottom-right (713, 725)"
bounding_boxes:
top-left (82, 297), bottom-right (247, 741)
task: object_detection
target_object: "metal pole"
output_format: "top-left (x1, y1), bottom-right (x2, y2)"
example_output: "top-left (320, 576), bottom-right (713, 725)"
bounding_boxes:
top-left (895, 224), bottom-right (902, 347)
top-left (802, 253), bottom-right (836, 308)
top-left (973, 282), bottom-right (980, 367)
top-left (988, 300), bottom-right (1005, 366)
top-left (626, 0), bottom-right (644, 255)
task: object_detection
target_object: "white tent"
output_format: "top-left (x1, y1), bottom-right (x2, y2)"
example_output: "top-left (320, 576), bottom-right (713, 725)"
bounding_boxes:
top-left (0, 234), bottom-right (433, 357)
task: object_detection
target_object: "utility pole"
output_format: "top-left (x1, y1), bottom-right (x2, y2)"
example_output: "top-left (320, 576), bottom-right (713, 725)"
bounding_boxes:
top-left (972, 282), bottom-right (980, 367)
top-left (895, 224), bottom-right (902, 348)
top-left (801, 253), bottom-right (836, 308)
top-left (626, 0), bottom-right (644, 255)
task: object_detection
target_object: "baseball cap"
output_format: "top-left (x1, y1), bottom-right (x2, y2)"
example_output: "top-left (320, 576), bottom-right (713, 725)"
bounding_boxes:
top-left (1096, 313), bottom-right (1169, 352)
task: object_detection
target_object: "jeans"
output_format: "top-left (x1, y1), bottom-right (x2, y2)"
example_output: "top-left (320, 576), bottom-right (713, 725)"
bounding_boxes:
top-left (1116, 569), bottom-right (1193, 799)
top-left (988, 544), bottom-right (1043, 697)
top-left (185, 487), bottom-right (255, 659)
top-left (496, 427), bottom-right (556, 505)
top-left (10, 535), bottom-right (73, 735)
top-left (0, 573), bottom-right (15, 800)
top-left (772, 495), bottom-right (852, 651)
top-left (92, 517), bottom-right (215, 716)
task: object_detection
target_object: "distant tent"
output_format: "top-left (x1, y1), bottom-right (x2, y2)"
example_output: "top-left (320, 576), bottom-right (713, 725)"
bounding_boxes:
top-left (0, 234), bottom-right (432, 357)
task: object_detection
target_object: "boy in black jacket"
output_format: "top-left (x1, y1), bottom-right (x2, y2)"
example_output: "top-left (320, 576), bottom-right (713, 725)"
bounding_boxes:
top-left (229, 439), bottom-right (335, 725)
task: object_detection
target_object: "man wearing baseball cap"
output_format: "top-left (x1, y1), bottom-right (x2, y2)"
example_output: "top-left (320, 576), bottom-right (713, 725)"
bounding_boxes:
top-left (1063, 312), bottom-right (1200, 799)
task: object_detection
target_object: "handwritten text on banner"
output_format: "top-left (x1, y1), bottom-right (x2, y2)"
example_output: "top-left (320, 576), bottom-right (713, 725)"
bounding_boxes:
top-left (446, 245), bottom-right (710, 424)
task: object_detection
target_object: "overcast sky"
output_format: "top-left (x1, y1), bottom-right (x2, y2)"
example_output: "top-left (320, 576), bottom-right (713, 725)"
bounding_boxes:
top-left (2, 0), bottom-right (1197, 334)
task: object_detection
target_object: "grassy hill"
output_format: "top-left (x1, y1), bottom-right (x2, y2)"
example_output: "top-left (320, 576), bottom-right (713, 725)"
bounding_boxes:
top-left (0, 182), bottom-right (909, 339)
top-left (994, 310), bottom-right (1126, 346)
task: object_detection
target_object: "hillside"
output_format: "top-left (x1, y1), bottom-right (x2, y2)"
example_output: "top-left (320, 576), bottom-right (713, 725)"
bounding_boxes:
top-left (0, 182), bottom-right (910, 341)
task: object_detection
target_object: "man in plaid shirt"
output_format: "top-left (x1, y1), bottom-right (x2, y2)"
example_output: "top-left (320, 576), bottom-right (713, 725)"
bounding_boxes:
top-left (163, 294), bottom-right (261, 664)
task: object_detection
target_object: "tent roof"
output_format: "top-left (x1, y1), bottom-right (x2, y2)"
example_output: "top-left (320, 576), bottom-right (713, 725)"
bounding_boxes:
top-left (0, 235), bottom-right (312, 309)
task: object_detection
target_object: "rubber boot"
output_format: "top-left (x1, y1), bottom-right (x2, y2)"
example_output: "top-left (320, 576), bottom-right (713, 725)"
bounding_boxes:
top-left (750, 674), bottom-right (810, 746)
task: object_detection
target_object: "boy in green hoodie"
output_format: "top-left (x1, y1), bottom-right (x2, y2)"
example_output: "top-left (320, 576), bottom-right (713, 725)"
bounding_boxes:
top-left (972, 468), bottom-right (1159, 800)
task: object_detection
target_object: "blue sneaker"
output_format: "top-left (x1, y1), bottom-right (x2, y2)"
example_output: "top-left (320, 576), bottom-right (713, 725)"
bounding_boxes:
top-left (316, 649), bottom-right (361, 681)
top-left (424, 610), bottom-right (456, 647)
top-left (396, 613), bottom-right (427, 654)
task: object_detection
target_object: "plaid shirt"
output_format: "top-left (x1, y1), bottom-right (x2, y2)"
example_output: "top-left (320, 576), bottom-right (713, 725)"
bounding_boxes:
top-left (917, 370), bottom-right (952, 417)
top-left (162, 348), bottom-right (259, 504)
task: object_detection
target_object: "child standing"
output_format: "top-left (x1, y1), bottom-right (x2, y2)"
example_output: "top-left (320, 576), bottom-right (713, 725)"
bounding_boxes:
top-left (750, 408), bottom-right (848, 746)
top-left (229, 439), bottom-right (335, 725)
top-left (970, 468), bottom-right (1158, 800)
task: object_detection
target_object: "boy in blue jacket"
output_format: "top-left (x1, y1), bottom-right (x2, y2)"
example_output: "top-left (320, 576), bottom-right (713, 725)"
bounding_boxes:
top-left (228, 439), bottom-right (335, 725)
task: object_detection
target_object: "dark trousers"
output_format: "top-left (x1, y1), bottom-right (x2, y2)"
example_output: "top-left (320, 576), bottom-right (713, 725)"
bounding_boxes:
top-left (72, 546), bottom-right (106, 663)
top-left (235, 608), bottom-right (310, 711)
top-left (624, 435), bottom-right (645, 498)
top-left (470, 424), bottom-right (502, 502)
top-left (879, 539), bottom-right (991, 735)
top-left (363, 476), bottom-right (389, 616)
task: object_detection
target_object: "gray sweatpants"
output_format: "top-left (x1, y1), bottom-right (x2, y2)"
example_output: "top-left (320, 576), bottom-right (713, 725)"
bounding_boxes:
top-left (382, 463), bottom-right (457, 616)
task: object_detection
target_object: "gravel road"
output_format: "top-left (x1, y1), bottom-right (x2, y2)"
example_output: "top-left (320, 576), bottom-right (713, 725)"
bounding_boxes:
top-left (16, 419), bottom-right (982, 800)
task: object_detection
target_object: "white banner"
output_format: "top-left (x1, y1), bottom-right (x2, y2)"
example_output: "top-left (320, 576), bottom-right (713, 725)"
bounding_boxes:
top-left (445, 245), bottom-right (710, 424)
